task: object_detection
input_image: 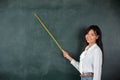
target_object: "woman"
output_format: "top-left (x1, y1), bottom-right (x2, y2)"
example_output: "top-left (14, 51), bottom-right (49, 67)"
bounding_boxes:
top-left (62, 25), bottom-right (103, 80)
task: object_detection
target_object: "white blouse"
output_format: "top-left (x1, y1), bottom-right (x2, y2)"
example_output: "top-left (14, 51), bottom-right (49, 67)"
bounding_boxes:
top-left (70, 43), bottom-right (102, 80)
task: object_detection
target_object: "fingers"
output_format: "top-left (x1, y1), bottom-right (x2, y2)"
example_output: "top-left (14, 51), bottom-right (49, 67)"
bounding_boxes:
top-left (62, 49), bottom-right (66, 53)
top-left (62, 49), bottom-right (67, 57)
top-left (62, 49), bottom-right (73, 61)
top-left (62, 49), bottom-right (69, 58)
top-left (62, 49), bottom-right (68, 54)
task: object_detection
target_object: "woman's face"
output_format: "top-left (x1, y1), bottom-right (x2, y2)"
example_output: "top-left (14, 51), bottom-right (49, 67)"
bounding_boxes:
top-left (85, 29), bottom-right (99, 45)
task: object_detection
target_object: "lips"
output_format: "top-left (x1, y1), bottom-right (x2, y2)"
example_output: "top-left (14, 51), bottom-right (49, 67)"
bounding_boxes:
top-left (86, 38), bottom-right (92, 43)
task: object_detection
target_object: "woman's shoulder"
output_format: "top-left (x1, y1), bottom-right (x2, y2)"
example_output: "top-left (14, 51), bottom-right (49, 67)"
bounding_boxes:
top-left (94, 44), bottom-right (101, 50)
top-left (93, 44), bottom-right (102, 55)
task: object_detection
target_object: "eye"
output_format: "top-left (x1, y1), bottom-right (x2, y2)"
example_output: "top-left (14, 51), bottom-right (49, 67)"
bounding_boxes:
top-left (91, 33), bottom-right (95, 36)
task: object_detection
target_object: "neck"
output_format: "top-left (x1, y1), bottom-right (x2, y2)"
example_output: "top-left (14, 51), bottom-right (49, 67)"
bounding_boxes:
top-left (88, 43), bottom-right (96, 47)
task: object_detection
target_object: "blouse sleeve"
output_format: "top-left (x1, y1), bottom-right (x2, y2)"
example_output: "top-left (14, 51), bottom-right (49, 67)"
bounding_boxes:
top-left (93, 49), bottom-right (102, 80)
top-left (70, 59), bottom-right (80, 72)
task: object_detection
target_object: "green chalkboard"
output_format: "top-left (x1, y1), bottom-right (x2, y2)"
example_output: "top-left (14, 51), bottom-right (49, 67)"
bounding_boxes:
top-left (0, 0), bottom-right (120, 80)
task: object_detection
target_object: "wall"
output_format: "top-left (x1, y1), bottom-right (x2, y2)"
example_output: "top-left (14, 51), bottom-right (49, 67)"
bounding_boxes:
top-left (0, 0), bottom-right (120, 80)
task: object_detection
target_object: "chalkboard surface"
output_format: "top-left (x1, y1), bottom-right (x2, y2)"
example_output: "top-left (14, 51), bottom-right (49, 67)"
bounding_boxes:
top-left (0, 0), bottom-right (120, 80)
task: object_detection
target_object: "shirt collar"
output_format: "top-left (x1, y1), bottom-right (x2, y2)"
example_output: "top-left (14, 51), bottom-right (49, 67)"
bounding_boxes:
top-left (85, 43), bottom-right (97, 51)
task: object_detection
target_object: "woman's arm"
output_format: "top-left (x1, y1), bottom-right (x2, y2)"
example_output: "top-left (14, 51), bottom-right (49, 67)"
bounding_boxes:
top-left (93, 49), bottom-right (102, 80)
top-left (62, 49), bottom-right (80, 72)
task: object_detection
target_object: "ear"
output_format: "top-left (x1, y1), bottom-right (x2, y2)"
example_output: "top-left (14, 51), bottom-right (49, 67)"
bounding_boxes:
top-left (96, 35), bottom-right (99, 39)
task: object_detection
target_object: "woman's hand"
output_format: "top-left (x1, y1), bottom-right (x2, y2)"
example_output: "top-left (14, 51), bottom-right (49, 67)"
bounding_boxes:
top-left (62, 49), bottom-right (73, 62)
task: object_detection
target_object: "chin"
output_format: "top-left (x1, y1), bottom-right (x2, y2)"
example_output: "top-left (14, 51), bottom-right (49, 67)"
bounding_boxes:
top-left (87, 41), bottom-right (90, 43)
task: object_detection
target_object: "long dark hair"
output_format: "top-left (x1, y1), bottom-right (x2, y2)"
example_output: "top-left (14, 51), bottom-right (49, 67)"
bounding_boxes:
top-left (84, 25), bottom-right (104, 63)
